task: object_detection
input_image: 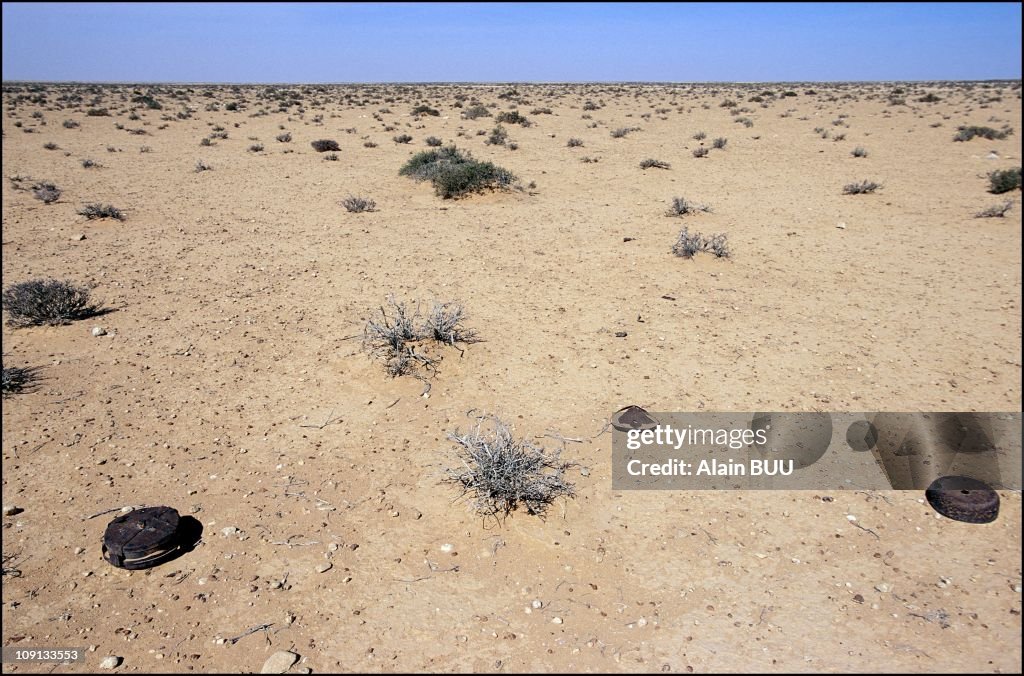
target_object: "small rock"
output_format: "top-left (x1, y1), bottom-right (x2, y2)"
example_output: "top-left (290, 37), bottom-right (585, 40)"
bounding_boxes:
top-left (551, 617), bottom-right (563, 624)
top-left (221, 526), bottom-right (239, 537)
top-left (92, 327), bottom-right (107, 337)
top-left (531, 599), bottom-right (543, 609)
top-left (75, 547), bottom-right (85, 555)
top-left (99, 655), bottom-right (122, 669)
top-left (874, 582), bottom-right (891, 593)
top-left (315, 562), bottom-right (332, 573)
top-left (614, 331), bottom-right (628, 338)
top-left (2, 505), bottom-right (23, 517)
top-left (836, 222), bottom-right (847, 229)
top-left (73, 234), bottom-right (86, 241)
top-left (261, 650), bottom-right (299, 674)
top-left (440, 543), bottom-right (455, 553)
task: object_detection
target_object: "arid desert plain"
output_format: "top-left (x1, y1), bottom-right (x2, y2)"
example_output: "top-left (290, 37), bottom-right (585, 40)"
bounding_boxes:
top-left (2, 81), bottom-right (1022, 673)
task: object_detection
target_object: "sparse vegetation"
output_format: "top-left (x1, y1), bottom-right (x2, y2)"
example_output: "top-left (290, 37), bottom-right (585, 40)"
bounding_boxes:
top-left (843, 180), bottom-right (882, 195)
top-left (78, 203), bottom-right (125, 220)
top-left (31, 181), bottom-right (61, 204)
top-left (566, 137), bottom-right (584, 147)
top-left (988, 167), bottom-right (1021, 194)
top-left (639, 158), bottom-right (670, 170)
top-left (852, 146), bottom-right (869, 157)
top-left (311, 139), bottom-right (340, 152)
top-left (692, 147), bottom-right (709, 158)
top-left (667, 197), bottom-right (711, 216)
top-left (444, 414), bottom-right (576, 520)
top-left (425, 136), bottom-right (443, 147)
top-left (195, 160), bottom-right (213, 172)
top-left (954, 125), bottom-right (1012, 142)
top-left (341, 196), bottom-right (377, 213)
top-left (975, 200), bottom-right (1014, 218)
top-left (461, 104), bottom-right (491, 120)
top-left (412, 104), bottom-right (440, 117)
top-left (712, 137), bottom-right (728, 149)
top-left (361, 297), bottom-right (479, 378)
top-left (495, 110), bottom-right (530, 127)
top-left (2, 279), bottom-right (104, 327)
top-left (399, 145), bottom-right (516, 199)
top-left (672, 227), bottom-right (731, 260)
top-left (276, 132), bottom-right (292, 143)
top-left (2, 364), bottom-right (41, 396)
top-left (393, 133), bottom-right (413, 144)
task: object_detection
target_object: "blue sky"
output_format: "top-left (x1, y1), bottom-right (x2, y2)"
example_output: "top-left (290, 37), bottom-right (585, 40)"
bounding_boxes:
top-left (2, 2), bottom-right (1021, 83)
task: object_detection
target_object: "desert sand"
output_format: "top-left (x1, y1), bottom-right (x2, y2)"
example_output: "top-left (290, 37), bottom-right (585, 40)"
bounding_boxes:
top-left (2, 81), bottom-right (1021, 673)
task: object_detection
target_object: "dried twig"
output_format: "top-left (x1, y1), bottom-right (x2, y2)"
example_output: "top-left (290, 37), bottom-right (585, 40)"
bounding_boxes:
top-left (225, 623), bottom-right (273, 645)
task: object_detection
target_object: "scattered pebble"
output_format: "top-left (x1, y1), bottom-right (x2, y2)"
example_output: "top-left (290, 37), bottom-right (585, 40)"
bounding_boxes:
top-left (261, 650), bottom-right (299, 674)
top-left (440, 543), bottom-right (455, 553)
top-left (73, 233), bottom-right (86, 241)
top-left (92, 327), bottom-right (107, 337)
top-left (316, 562), bottom-right (332, 573)
top-left (551, 617), bottom-right (563, 624)
top-left (2, 505), bottom-right (22, 517)
top-left (874, 582), bottom-right (891, 593)
top-left (99, 655), bottom-right (122, 669)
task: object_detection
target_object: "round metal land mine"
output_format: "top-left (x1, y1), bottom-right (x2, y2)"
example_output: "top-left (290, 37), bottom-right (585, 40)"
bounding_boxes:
top-left (925, 475), bottom-right (1000, 524)
top-left (102, 506), bottom-right (182, 569)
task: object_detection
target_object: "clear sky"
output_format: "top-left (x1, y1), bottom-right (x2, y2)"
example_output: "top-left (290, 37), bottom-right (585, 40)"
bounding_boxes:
top-left (2, 2), bottom-right (1021, 83)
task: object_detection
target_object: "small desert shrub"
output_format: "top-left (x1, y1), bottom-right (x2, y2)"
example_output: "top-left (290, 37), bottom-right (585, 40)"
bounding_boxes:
top-left (200, 137), bottom-right (213, 146)
top-left (2, 364), bottom-right (41, 396)
top-left (362, 297), bottom-right (478, 377)
top-left (706, 233), bottom-right (730, 258)
top-left (672, 228), bottom-right (730, 259)
top-left (461, 104), bottom-right (491, 120)
top-left (640, 158), bottom-right (670, 170)
top-left (393, 133), bottom-right (413, 144)
top-left (610, 127), bottom-right (632, 138)
top-left (918, 92), bottom-right (941, 103)
top-left (486, 126), bottom-right (508, 146)
top-left (566, 137), bottom-right (584, 147)
top-left (851, 146), bottom-right (868, 158)
top-left (399, 146), bottom-right (516, 199)
top-left (843, 180), bottom-right (882, 195)
top-left (667, 197), bottom-right (711, 216)
top-left (43, 142), bottom-right (59, 150)
top-left (276, 132), bottom-right (292, 143)
top-left (988, 167), bottom-right (1021, 194)
top-left (693, 131), bottom-right (707, 140)
top-left (311, 139), bottom-right (340, 152)
top-left (86, 108), bottom-right (110, 116)
top-left (63, 119), bottom-right (80, 129)
top-left (495, 110), bottom-right (530, 126)
top-left (583, 101), bottom-right (600, 111)
top-left (426, 301), bottom-right (478, 347)
top-left (444, 415), bottom-right (576, 520)
top-left (712, 137), bottom-right (728, 149)
top-left (31, 181), bottom-right (61, 204)
top-left (954, 125), bottom-right (1012, 142)
top-left (139, 146), bottom-right (152, 153)
top-left (195, 160), bottom-right (213, 172)
top-left (672, 227), bottom-right (705, 258)
top-left (2, 279), bottom-right (103, 327)
top-left (720, 99), bottom-right (737, 108)
top-left (363, 141), bottom-right (378, 148)
top-left (412, 104), bottom-right (440, 116)
top-left (580, 156), bottom-right (599, 163)
top-left (81, 158), bottom-right (101, 168)
top-left (248, 143), bottom-right (264, 152)
top-left (78, 203), bottom-right (125, 220)
top-left (692, 147), bottom-right (709, 158)
top-left (425, 136), bottom-right (443, 147)
top-left (531, 107), bottom-right (553, 115)
top-left (975, 200), bottom-right (1014, 218)
top-left (323, 152), bottom-right (338, 161)
top-left (341, 195), bottom-right (377, 213)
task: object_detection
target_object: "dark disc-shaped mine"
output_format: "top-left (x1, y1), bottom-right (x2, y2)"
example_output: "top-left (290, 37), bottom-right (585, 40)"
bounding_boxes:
top-left (103, 506), bottom-right (182, 569)
top-left (612, 406), bottom-right (658, 432)
top-left (925, 476), bottom-right (1000, 524)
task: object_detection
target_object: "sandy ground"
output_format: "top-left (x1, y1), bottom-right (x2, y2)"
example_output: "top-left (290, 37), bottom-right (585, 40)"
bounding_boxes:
top-left (1, 82), bottom-right (1021, 673)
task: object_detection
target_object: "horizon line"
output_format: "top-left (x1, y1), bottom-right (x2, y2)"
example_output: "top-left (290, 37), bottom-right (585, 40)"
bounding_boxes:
top-left (3, 78), bottom-right (1022, 87)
